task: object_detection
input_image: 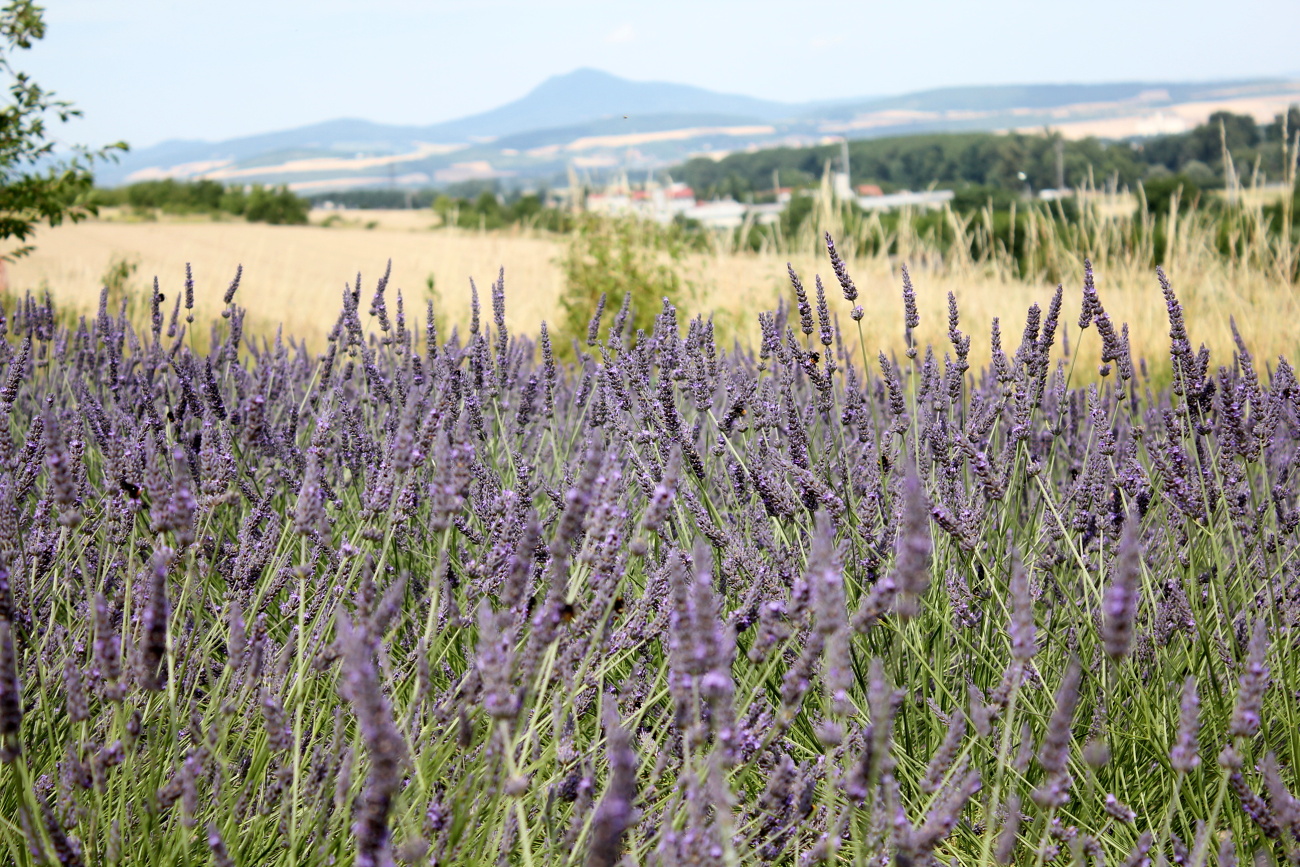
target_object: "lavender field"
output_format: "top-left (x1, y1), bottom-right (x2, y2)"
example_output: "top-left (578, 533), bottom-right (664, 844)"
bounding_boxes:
top-left (0, 238), bottom-right (1296, 867)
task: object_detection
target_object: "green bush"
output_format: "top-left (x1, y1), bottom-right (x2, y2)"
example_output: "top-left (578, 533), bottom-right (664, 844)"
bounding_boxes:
top-left (219, 185), bottom-right (247, 216)
top-left (1140, 174), bottom-right (1205, 216)
top-left (242, 184), bottom-right (309, 225)
top-left (432, 190), bottom-right (571, 232)
top-left (556, 215), bottom-right (695, 351)
top-left (89, 180), bottom-right (308, 224)
top-left (949, 183), bottom-right (1021, 213)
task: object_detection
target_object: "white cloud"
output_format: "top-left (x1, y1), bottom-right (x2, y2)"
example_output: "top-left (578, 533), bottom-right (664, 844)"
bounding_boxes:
top-left (604, 23), bottom-right (635, 44)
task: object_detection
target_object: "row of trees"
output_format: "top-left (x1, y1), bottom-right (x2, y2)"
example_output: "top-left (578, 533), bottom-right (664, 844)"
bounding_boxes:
top-left (671, 109), bottom-right (1300, 202)
top-left (306, 188), bottom-right (438, 210)
top-left (1140, 107), bottom-right (1300, 177)
top-left (431, 190), bottom-right (573, 232)
top-left (89, 179), bottom-right (310, 225)
top-left (675, 133), bottom-right (1138, 200)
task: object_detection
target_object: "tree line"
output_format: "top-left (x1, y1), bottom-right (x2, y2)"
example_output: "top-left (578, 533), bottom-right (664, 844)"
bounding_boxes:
top-left (669, 108), bottom-right (1300, 201)
top-left (88, 179), bottom-right (310, 225)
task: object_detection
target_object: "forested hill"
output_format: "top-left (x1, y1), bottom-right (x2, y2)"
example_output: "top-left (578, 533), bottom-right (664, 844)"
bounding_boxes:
top-left (669, 108), bottom-right (1300, 199)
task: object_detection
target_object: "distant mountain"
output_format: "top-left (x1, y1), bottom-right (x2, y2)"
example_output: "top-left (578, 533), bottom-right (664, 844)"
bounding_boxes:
top-left (811, 79), bottom-right (1297, 121)
top-left (100, 69), bottom-right (805, 185)
top-left (419, 68), bottom-right (799, 139)
top-left (124, 119), bottom-right (428, 170)
top-left (492, 113), bottom-right (773, 151)
top-left (95, 70), bottom-right (1300, 191)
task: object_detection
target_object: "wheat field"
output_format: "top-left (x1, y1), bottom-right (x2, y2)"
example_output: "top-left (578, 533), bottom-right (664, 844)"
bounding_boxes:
top-left (7, 210), bottom-right (1299, 372)
top-left (5, 214), bottom-right (567, 343)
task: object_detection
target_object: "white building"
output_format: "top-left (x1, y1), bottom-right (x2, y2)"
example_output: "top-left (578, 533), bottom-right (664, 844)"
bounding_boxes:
top-left (581, 178), bottom-right (789, 231)
top-left (857, 189), bottom-right (955, 211)
top-left (682, 199), bottom-right (747, 230)
top-left (586, 180), bottom-right (697, 224)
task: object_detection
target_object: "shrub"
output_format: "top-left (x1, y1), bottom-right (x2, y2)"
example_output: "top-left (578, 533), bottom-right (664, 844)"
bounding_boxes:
top-left (241, 184), bottom-right (309, 225)
top-left (1140, 173), bottom-right (1204, 215)
top-left (556, 213), bottom-right (696, 349)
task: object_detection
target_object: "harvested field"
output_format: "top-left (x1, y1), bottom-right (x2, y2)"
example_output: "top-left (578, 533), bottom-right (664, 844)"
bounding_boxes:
top-left (8, 214), bottom-right (1298, 373)
top-left (6, 216), bottom-right (567, 343)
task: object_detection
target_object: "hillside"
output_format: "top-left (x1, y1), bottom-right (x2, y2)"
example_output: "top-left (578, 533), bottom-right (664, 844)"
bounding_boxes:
top-left (97, 70), bottom-right (1300, 192)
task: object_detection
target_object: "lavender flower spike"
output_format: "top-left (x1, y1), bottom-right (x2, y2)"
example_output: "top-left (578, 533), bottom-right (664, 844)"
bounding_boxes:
top-left (1008, 545), bottom-right (1036, 661)
top-left (825, 232), bottom-right (858, 303)
top-left (901, 264), bottom-right (919, 329)
top-left (337, 615), bottom-right (407, 867)
top-left (1032, 661), bottom-right (1081, 809)
top-left (585, 704), bottom-right (638, 867)
top-left (892, 461), bottom-right (932, 621)
top-left (1170, 675), bottom-right (1201, 773)
top-left (223, 263), bottom-right (243, 304)
top-left (788, 263), bottom-right (814, 337)
top-left (1228, 618), bottom-right (1269, 739)
top-left (1102, 511), bottom-right (1141, 662)
top-left (138, 549), bottom-right (172, 692)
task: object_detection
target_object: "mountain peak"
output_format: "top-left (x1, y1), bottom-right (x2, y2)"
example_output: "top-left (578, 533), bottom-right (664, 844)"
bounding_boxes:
top-left (538, 67), bottom-right (623, 86)
top-left (94, 71), bottom-right (1300, 189)
top-left (490, 68), bottom-right (793, 128)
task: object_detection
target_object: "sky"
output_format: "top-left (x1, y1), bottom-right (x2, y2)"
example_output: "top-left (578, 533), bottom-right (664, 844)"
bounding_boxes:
top-left (25, 0), bottom-right (1300, 151)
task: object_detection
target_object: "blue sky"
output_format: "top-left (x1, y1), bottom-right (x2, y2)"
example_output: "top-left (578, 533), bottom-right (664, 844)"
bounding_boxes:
top-left (27, 0), bottom-right (1300, 150)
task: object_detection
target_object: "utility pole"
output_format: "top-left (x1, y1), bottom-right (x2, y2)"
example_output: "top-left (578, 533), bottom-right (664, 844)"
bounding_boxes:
top-left (1055, 137), bottom-right (1065, 191)
top-left (832, 138), bottom-right (852, 202)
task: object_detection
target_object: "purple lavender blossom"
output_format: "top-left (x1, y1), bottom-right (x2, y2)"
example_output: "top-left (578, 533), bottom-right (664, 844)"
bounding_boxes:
top-left (892, 461), bottom-right (932, 620)
top-left (1102, 512), bottom-right (1142, 662)
top-left (1228, 618), bottom-right (1269, 739)
top-left (336, 615), bottom-right (407, 867)
top-left (824, 232), bottom-right (858, 303)
top-left (1170, 676), bottom-right (1201, 773)
top-left (585, 706), bottom-right (638, 867)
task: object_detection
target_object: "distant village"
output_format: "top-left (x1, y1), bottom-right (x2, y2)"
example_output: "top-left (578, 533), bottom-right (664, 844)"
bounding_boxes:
top-left (580, 173), bottom-right (960, 230)
top-left (312, 142), bottom-right (1082, 227)
top-left (552, 137), bottom-right (1088, 228)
